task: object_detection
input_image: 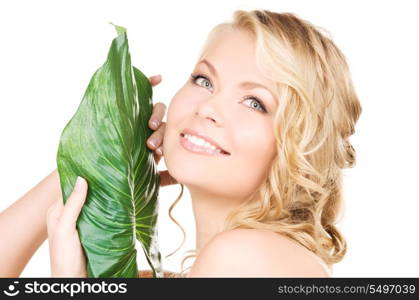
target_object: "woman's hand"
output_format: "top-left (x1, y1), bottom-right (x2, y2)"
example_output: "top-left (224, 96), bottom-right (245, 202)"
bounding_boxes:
top-left (147, 75), bottom-right (178, 187)
top-left (45, 76), bottom-right (175, 277)
top-left (46, 176), bottom-right (88, 277)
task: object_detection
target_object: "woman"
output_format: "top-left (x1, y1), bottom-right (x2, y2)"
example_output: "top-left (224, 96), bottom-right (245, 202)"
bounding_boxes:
top-left (0, 9), bottom-right (361, 278)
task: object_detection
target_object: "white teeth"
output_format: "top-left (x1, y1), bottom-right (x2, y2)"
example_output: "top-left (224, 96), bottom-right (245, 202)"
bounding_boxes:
top-left (183, 133), bottom-right (222, 153)
top-left (195, 137), bottom-right (205, 146)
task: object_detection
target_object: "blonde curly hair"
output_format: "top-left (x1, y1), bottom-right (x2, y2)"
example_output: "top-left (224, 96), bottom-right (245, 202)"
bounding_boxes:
top-left (164, 9), bottom-right (362, 278)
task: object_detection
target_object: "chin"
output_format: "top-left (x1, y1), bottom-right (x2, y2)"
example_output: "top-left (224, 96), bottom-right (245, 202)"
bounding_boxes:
top-left (164, 155), bottom-right (208, 187)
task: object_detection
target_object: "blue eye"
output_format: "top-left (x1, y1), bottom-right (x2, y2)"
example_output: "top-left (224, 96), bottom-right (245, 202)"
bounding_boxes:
top-left (242, 96), bottom-right (267, 113)
top-left (191, 74), bottom-right (213, 90)
top-left (190, 74), bottom-right (268, 113)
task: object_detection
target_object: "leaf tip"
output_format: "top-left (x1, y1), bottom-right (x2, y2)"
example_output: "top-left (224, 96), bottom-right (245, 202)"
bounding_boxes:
top-left (109, 22), bottom-right (126, 36)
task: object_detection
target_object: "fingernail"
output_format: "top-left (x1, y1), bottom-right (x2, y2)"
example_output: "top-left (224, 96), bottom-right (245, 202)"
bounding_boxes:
top-left (151, 120), bottom-right (160, 129)
top-left (75, 176), bottom-right (85, 192)
top-left (148, 139), bottom-right (156, 148)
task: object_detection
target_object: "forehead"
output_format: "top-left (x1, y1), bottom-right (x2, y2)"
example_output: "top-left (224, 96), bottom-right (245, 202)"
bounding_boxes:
top-left (197, 29), bottom-right (277, 98)
top-left (202, 29), bottom-right (257, 71)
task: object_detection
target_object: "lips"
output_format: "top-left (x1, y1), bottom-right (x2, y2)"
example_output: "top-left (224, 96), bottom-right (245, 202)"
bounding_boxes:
top-left (180, 128), bottom-right (231, 155)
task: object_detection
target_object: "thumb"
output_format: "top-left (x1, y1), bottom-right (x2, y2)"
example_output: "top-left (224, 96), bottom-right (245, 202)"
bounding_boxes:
top-left (46, 197), bottom-right (64, 236)
top-left (60, 176), bottom-right (88, 229)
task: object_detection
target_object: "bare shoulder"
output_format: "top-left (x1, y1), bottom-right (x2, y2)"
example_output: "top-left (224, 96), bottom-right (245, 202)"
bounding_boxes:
top-left (187, 229), bottom-right (332, 278)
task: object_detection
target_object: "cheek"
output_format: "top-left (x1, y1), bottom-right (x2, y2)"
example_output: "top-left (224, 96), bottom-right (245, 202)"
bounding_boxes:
top-left (162, 90), bottom-right (206, 183)
top-left (229, 121), bottom-right (276, 191)
top-left (236, 119), bottom-right (275, 158)
top-left (164, 88), bottom-right (196, 130)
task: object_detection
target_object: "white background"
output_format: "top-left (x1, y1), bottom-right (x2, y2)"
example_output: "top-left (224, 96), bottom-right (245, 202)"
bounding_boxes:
top-left (0, 0), bottom-right (418, 277)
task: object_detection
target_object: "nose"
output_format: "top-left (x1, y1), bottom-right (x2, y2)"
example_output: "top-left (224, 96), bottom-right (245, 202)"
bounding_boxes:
top-left (194, 94), bottom-right (223, 126)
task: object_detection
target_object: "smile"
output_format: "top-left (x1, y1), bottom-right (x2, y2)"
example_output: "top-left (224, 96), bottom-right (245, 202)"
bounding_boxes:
top-left (179, 133), bottom-right (230, 156)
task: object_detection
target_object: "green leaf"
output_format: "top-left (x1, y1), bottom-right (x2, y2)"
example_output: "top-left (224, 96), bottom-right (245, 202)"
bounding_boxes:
top-left (56, 23), bottom-right (162, 278)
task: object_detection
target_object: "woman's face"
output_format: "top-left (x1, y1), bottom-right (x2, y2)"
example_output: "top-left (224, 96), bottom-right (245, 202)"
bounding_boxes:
top-left (163, 29), bottom-right (278, 201)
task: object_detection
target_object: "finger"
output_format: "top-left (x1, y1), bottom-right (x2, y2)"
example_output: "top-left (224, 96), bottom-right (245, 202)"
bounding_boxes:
top-left (147, 122), bottom-right (166, 150)
top-left (152, 149), bottom-right (162, 165)
top-left (155, 146), bottom-right (163, 156)
top-left (153, 145), bottom-right (163, 165)
top-left (148, 102), bottom-right (166, 130)
top-left (60, 176), bottom-right (88, 229)
top-left (159, 170), bottom-right (178, 187)
top-left (46, 198), bottom-right (64, 236)
top-left (47, 195), bottom-right (64, 220)
top-left (148, 74), bottom-right (162, 87)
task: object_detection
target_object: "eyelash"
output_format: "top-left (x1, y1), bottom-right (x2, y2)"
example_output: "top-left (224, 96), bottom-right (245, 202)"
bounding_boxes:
top-left (190, 74), bottom-right (268, 113)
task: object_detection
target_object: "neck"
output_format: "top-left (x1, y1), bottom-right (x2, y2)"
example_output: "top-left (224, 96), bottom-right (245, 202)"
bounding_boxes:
top-left (188, 186), bottom-right (242, 252)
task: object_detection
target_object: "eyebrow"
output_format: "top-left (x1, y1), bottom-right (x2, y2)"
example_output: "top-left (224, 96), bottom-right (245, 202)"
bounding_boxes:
top-left (197, 59), bottom-right (276, 102)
